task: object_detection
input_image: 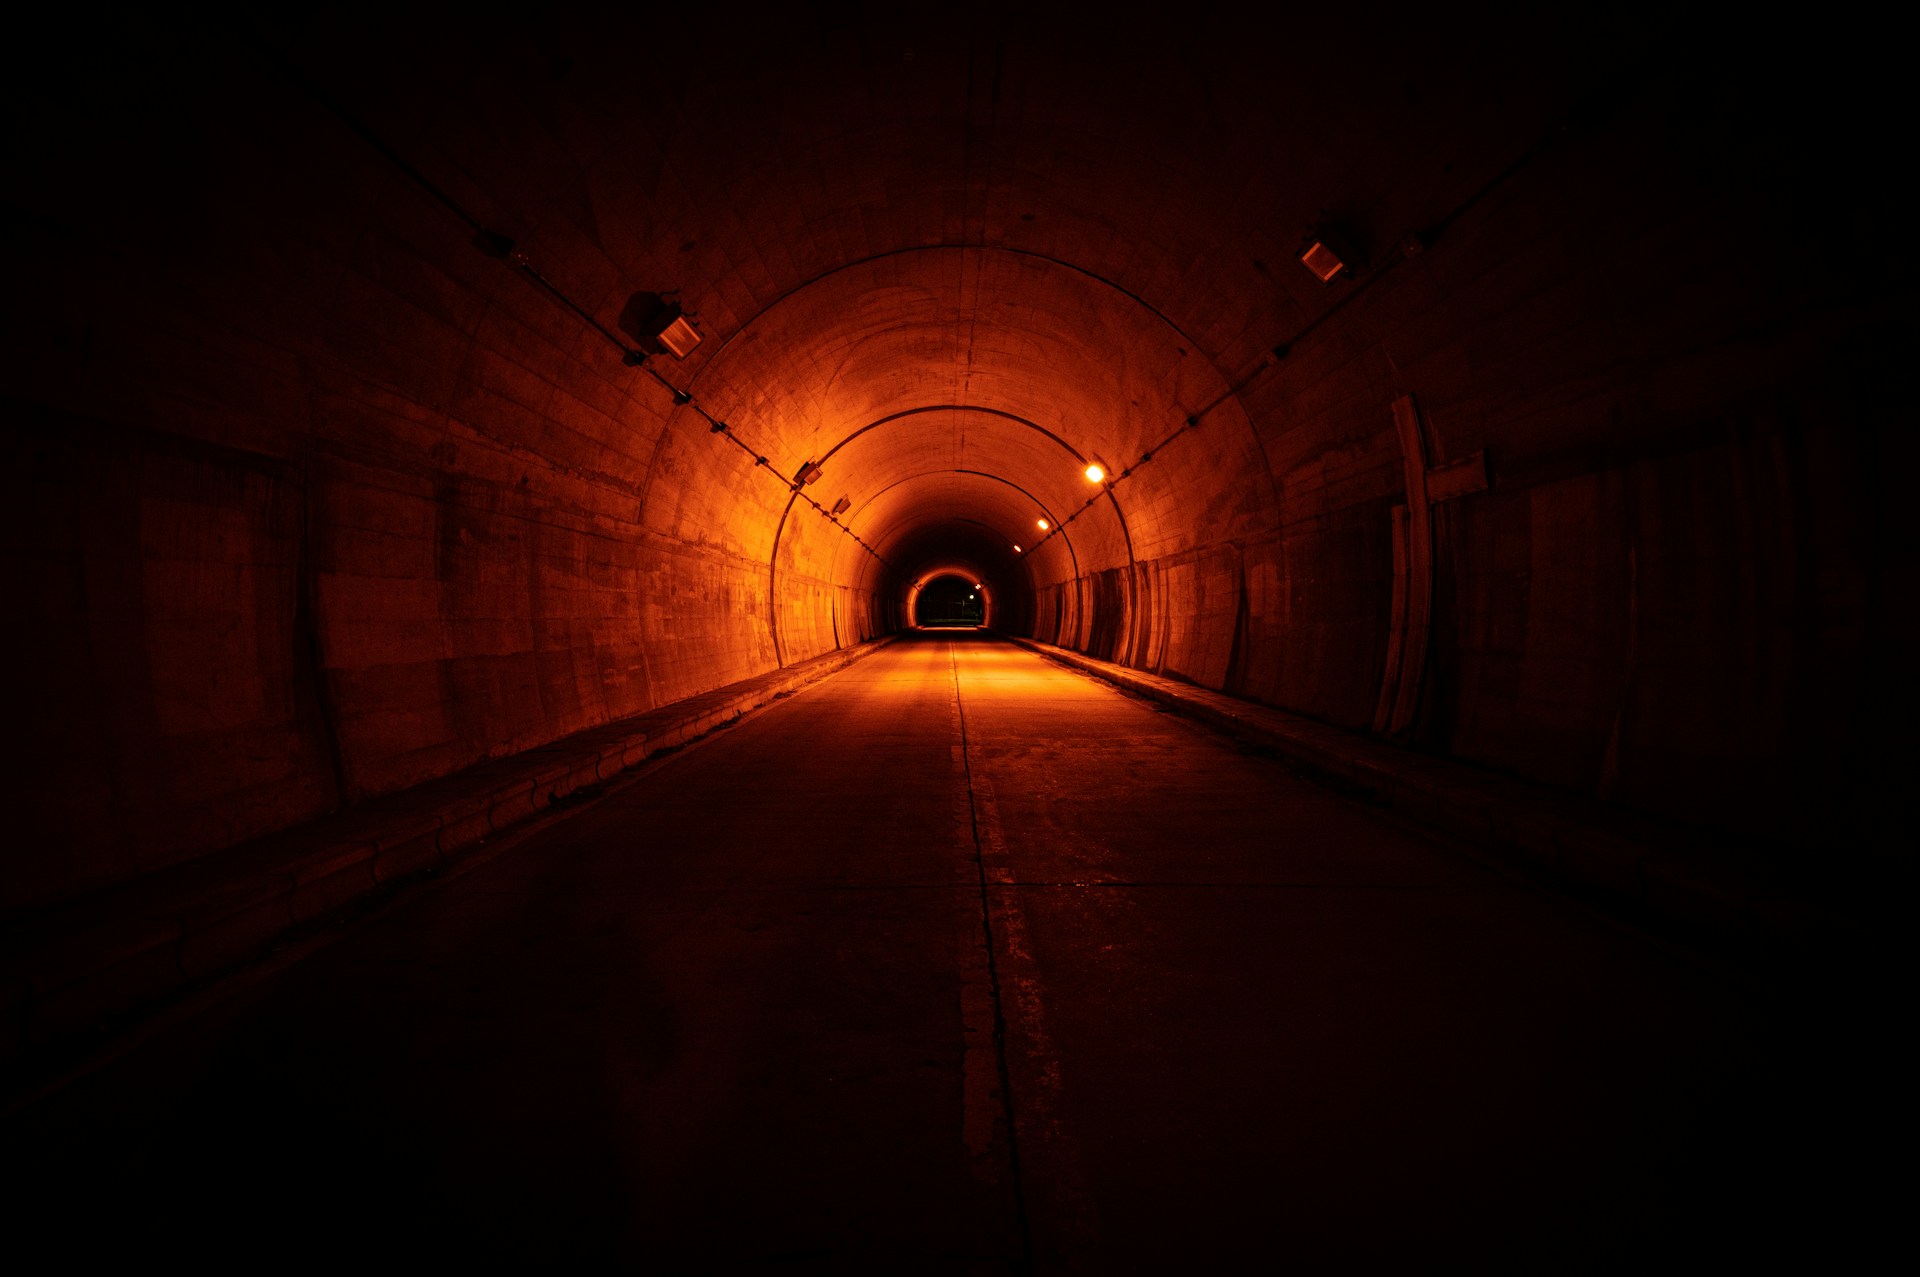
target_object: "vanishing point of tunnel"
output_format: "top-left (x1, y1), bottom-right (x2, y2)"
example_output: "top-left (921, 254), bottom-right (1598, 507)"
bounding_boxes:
top-left (1, 6), bottom-right (1908, 1271)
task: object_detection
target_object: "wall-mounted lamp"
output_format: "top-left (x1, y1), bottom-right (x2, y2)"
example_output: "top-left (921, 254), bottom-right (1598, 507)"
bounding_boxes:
top-left (1299, 223), bottom-right (1362, 285)
top-left (621, 292), bottom-right (703, 359)
top-left (1299, 240), bottom-right (1346, 283)
top-left (653, 309), bottom-right (701, 358)
top-left (1037, 518), bottom-right (1049, 531)
top-left (792, 459), bottom-right (823, 489)
top-left (1012, 544), bottom-right (1021, 552)
top-left (1084, 463), bottom-right (1105, 483)
top-left (830, 495), bottom-right (851, 516)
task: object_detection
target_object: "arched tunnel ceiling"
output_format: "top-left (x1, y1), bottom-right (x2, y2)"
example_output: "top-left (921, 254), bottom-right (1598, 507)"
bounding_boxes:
top-left (804, 408), bottom-right (1115, 580)
top-left (659, 244), bottom-right (1263, 603)
top-left (242, 4), bottom-right (1644, 614)
top-left (839, 468), bottom-right (1069, 588)
top-left (5, 3), bottom-right (1899, 899)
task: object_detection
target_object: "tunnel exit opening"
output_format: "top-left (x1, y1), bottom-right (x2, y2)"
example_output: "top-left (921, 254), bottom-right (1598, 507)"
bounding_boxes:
top-left (913, 575), bottom-right (985, 627)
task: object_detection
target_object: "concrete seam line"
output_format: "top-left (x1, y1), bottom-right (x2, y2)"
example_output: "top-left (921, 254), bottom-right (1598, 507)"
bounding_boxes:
top-left (948, 643), bottom-right (1035, 1268)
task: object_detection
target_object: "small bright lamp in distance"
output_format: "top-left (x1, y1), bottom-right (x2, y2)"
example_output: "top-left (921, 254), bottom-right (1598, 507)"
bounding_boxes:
top-left (1084, 463), bottom-right (1104, 482)
top-left (1037, 518), bottom-right (1049, 530)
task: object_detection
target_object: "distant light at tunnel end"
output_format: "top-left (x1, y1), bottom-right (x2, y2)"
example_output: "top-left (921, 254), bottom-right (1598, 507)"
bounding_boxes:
top-left (1084, 463), bottom-right (1105, 483)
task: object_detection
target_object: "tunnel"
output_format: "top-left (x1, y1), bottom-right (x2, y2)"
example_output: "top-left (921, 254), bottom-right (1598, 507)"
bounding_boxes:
top-left (0, 5), bottom-right (1909, 1269)
top-left (912, 575), bottom-right (987, 628)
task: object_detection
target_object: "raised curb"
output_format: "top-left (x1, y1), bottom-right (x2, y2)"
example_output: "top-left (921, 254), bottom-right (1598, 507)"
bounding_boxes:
top-left (1008, 637), bottom-right (1882, 967)
top-left (0, 637), bottom-right (896, 1079)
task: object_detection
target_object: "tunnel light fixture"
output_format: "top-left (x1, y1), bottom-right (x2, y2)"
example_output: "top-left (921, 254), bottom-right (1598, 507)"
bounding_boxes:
top-left (1012, 544), bottom-right (1021, 552)
top-left (791, 459), bottom-right (823, 489)
top-left (1084, 463), bottom-right (1105, 483)
top-left (620, 292), bottom-right (702, 359)
top-left (1299, 223), bottom-right (1362, 285)
top-left (624, 296), bottom-right (703, 359)
top-left (1300, 239), bottom-right (1346, 283)
top-left (830, 495), bottom-right (850, 515)
top-left (653, 311), bottom-right (702, 359)
top-left (1037, 518), bottom-right (1049, 530)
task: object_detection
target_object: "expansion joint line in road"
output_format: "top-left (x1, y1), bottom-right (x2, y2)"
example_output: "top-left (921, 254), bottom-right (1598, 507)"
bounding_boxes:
top-left (950, 647), bottom-right (1035, 1273)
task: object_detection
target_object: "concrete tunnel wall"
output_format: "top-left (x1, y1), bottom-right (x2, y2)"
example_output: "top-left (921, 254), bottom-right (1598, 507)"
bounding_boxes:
top-left (1, 7), bottom-right (1910, 914)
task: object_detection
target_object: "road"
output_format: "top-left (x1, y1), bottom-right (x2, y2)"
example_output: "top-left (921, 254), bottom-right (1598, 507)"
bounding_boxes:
top-left (2, 631), bottom-right (1877, 1270)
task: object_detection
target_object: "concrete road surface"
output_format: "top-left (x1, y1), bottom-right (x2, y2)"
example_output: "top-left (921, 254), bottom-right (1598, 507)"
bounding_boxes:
top-left (2, 632), bottom-right (1892, 1271)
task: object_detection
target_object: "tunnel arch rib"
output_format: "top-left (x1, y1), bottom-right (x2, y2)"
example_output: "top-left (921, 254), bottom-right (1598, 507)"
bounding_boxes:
top-left (765, 405), bottom-right (1129, 663)
top-left (656, 246), bottom-right (1260, 667)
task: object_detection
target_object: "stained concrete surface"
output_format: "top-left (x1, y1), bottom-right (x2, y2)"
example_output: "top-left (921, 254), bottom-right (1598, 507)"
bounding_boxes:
top-left (1, 632), bottom-right (1895, 1270)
